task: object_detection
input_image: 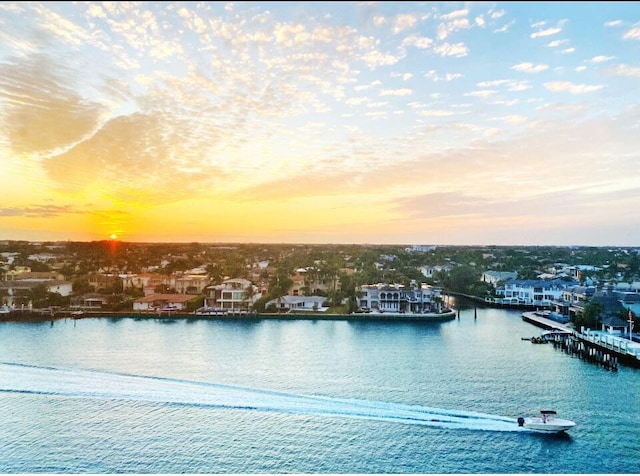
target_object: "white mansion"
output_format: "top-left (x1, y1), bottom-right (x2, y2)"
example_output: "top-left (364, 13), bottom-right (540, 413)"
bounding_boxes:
top-left (357, 281), bottom-right (444, 314)
top-left (492, 279), bottom-right (578, 307)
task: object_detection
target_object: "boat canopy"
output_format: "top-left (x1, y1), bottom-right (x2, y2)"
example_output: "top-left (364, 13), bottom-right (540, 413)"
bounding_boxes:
top-left (540, 410), bottom-right (557, 415)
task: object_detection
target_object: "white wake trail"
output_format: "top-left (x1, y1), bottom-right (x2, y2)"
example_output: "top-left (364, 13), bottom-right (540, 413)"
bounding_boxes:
top-left (0, 362), bottom-right (528, 433)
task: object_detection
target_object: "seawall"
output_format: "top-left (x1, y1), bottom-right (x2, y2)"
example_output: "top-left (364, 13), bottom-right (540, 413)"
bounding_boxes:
top-left (2, 309), bottom-right (457, 323)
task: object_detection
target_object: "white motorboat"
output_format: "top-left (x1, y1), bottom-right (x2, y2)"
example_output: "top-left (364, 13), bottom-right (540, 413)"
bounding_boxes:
top-left (518, 410), bottom-right (576, 433)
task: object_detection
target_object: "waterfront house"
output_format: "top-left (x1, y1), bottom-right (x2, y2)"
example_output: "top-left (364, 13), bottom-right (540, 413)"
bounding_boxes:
top-left (357, 282), bottom-right (443, 314)
top-left (265, 295), bottom-right (328, 312)
top-left (549, 285), bottom-right (595, 321)
top-left (203, 278), bottom-right (260, 312)
top-left (132, 293), bottom-right (196, 312)
top-left (496, 279), bottom-right (577, 307)
top-left (71, 293), bottom-right (111, 310)
top-left (0, 279), bottom-right (73, 307)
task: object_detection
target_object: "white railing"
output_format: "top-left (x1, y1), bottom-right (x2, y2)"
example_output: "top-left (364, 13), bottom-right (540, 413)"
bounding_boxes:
top-left (579, 329), bottom-right (640, 359)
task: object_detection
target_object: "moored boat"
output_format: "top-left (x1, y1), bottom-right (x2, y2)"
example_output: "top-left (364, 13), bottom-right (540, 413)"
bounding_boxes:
top-left (194, 306), bottom-right (227, 316)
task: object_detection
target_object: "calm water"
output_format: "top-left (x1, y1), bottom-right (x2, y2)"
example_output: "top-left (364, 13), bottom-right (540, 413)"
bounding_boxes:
top-left (1, 305), bottom-right (639, 474)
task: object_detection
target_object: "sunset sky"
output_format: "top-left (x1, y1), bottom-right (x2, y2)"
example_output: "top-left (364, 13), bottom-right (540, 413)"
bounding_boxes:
top-left (1, 2), bottom-right (639, 246)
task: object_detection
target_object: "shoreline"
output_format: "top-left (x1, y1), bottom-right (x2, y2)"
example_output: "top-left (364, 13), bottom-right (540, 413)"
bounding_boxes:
top-left (1, 309), bottom-right (457, 323)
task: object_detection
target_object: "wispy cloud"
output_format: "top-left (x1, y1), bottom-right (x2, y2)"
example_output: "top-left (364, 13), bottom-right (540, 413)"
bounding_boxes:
top-left (433, 42), bottom-right (468, 57)
top-left (531, 27), bottom-right (562, 39)
top-left (544, 81), bottom-right (604, 94)
top-left (511, 62), bottom-right (549, 73)
top-left (425, 70), bottom-right (463, 81)
top-left (0, 2), bottom-right (638, 245)
top-left (623, 25), bottom-right (640, 39)
top-left (604, 20), bottom-right (622, 28)
top-left (606, 64), bottom-right (640, 77)
top-left (393, 13), bottom-right (418, 34)
top-left (380, 88), bottom-right (412, 96)
top-left (0, 204), bottom-right (79, 218)
top-left (590, 55), bottom-right (615, 63)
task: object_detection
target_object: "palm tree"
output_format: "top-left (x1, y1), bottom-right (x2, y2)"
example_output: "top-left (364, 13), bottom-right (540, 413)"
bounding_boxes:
top-left (243, 283), bottom-right (256, 311)
top-left (269, 272), bottom-right (292, 313)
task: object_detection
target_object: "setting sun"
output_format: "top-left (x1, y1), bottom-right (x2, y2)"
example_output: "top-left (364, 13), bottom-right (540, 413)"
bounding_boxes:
top-left (109, 234), bottom-right (118, 240)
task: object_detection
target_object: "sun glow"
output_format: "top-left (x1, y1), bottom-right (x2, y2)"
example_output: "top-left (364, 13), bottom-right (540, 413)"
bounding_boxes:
top-left (109, 233), bottom-right (118, 240)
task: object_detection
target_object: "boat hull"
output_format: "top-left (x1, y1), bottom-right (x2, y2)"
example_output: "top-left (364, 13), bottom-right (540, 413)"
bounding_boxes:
top-left (522, 417), bottom-right (576, 433)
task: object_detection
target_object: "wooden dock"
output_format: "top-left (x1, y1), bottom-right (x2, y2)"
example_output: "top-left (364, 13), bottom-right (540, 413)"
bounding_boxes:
top-left (521, 311), bottom-right (573, 332)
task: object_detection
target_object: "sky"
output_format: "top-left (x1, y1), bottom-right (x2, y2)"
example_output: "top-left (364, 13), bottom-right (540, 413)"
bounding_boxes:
top-left (1, 2), bottom-right (639, 247)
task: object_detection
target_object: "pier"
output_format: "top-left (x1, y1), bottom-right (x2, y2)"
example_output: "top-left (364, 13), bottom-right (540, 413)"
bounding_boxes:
top-left (521, 311), bottom-right (573, 332)
top-left (522, 311), bottom-right (640, 369)
top-left (548, 333), bottom-right (619, 371)
top-left (575, 328), bottom-right (640, 369)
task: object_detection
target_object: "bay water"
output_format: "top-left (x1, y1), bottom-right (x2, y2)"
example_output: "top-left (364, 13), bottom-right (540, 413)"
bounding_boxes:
top-left (1, 305), bottom-right (638, 474)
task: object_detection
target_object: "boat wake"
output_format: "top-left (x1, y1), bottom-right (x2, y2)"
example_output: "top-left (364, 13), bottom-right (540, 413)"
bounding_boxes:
top-left (0, 362), bottom-right (529, 433)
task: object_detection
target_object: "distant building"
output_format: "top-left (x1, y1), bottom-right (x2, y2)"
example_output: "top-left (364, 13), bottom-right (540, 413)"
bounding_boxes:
top-left (121, 273), bottom-right (196, 296)
top-left (287, 268), bottom-right (340, 296)
top-left (27, 253), bottom-right (58, 263)
top-left (3, 270), bottom-right (64, 281)
top-left (482, 271), bottom-right (517, 285)
top-left (2, 266), bottom-right (32, 280)
top-left (560, 265), bottom-right (603, 281)
top-left (87, 273), bottom-right (121, 291)
top-left (405, 245), bottom-right (436, 253)
top-left (619, 293), bottom-right (640, 319)
top-left (174, 272), bottom-right (211, 294)
top-left (418, 265), bottom-right (453, 279)
top-left (613, 281), bottom-right (640, 293)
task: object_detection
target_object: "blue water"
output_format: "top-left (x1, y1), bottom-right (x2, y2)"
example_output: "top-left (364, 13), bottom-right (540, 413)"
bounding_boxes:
top-left (1, 307), bottom-right (639, 473)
